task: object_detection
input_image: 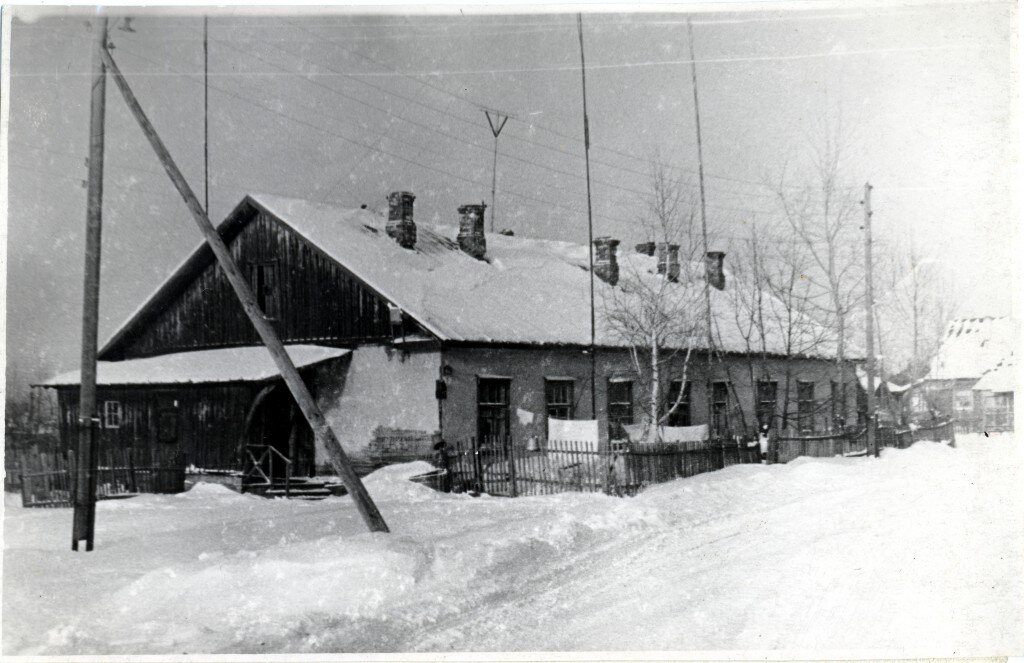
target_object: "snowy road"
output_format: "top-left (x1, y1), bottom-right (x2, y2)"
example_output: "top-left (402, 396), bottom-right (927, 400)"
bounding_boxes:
top-left (3, 434), bottom-right (1022, 655)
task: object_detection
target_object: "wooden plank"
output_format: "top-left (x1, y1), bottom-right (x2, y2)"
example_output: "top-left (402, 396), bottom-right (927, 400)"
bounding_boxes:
top-left (102, 49), bottom-right (388, 533)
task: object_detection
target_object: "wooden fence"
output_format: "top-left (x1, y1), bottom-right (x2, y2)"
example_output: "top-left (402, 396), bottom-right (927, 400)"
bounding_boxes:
top-left (15, 448), bottom-right (186, 508)
top-left (445, 437), bottom-right (761, 498)
top-left (444, 422), bottom-right (956, 499)
top-left (777, 419), bottom-right (956, 464)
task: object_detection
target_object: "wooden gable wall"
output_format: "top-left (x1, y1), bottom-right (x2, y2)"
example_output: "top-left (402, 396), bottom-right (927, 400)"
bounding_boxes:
top-left (106, 211), bottom-right (395, 359)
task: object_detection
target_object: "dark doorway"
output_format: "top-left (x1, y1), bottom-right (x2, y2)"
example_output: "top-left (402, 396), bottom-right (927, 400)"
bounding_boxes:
top-left (250, 384), bottom-right (314, 477)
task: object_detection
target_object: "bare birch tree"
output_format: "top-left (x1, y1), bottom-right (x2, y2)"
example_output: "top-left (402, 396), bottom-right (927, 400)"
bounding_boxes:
top-left (602, 163), bottom-right (706, 443)
top-left (768, 122), bottom-right (865, 425)
top-left (726, 222), bottom-right (832, 434)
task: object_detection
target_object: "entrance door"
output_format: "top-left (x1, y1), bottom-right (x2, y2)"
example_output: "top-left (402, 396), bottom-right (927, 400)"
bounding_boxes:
top-left (250, 386), bottom-right (314, 478)
top-left (477, 378), bottom-right (511, 448)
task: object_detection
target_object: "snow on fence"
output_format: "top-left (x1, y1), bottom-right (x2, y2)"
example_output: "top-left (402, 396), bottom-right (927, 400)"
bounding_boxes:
top-left (16, 448), bottom-right (187, 508)
top-left (776, 420), bottom-right (956, 464)
top-left (445, 436), bottom-right (761, 498)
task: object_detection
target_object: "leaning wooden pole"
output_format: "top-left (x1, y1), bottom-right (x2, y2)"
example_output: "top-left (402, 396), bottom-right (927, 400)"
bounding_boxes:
top-left (100, 46), bottom-right (389, 533)
top-left (72, 16), bottom-right (109, 552)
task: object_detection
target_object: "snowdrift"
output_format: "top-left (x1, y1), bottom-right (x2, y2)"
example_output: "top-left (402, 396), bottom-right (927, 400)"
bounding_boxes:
top-left (4, 436), bottom-right (1022, 656)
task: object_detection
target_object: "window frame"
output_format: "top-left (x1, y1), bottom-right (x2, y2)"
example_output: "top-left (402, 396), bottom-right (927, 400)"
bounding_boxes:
top-left (711, 381), bottom-right (731, 437)
top-left (249, 260), bottom-right (280, 321)
top-left (102, 400), bottom-right (122, 429)
top-left (607, 379), bottom-right (634, 441)
top-left (797, 381), bottom-right (815, 433)
top-left (476, 377), bottom-right (512, 446)
top-left (665, 380), bottom-right (692, 427)
top-left (755, 380), bottom-right (778, 430)
top-left (544, 378), bottom-right (575, 422)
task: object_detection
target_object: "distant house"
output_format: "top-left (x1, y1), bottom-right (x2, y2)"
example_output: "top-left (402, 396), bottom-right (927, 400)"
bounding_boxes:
top-left (41, 192), bottom-right (860, 477)
top-left (973, 358), bottom-right (1015, 431)
top-left (907, 316), bottom-right (1017, 431)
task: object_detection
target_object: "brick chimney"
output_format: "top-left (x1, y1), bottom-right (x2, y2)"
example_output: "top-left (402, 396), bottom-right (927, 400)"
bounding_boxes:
top-left (635, 241), bottom-right (656, 256)
top-left (656, 243), bottom-right (680, 283)
top-left (457, 203), bottom-right (487, 260)
top-left (386, 191), bottom-right (416, 250)
top-left (593, 237), bottom-right (620, 286)
top-left (705, 251), bottom-right (726, 290)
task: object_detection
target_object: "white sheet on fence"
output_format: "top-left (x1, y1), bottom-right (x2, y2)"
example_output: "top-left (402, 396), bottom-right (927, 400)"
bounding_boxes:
top-left (547, 419), bottom-right (599, 450)
top-left (623, 423), bottom-right (709, 443)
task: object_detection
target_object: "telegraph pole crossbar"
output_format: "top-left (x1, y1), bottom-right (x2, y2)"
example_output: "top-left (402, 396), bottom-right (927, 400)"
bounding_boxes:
top-left (100, 45), bottom-right (389, 533)
top-left (483, 110), bottom-right (509, 234)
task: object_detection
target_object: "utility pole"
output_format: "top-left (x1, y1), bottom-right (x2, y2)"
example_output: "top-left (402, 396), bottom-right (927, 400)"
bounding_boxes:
top-left (863, 182), bottom-right (878, 458)
top-left (203, 15), bottom-right (210, 213)
top-left (577, 13), bottom-right (597, 423)
top-left (687, 19), bottom-right (716, 434)
top-left (100, 45), bottom-right (390, 533)
top-left (72, 16), bottom-right (108, 552)
top-left (483, 109), bottom-right (509, 233)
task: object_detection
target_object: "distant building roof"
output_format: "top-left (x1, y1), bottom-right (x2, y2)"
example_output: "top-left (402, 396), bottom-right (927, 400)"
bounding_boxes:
top-left (928, 316), bottom-right (1018, 381)
top-left (98, 194), bottom-right (851, 360)
top-left (41, 345), bottom-right (349, 387)
top-left (973, 358), bottom-right (1016, 393)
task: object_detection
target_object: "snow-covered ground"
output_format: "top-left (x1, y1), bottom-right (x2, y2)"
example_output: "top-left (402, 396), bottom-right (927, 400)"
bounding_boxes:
top-left (3, 434), bottom-right (1022, 656)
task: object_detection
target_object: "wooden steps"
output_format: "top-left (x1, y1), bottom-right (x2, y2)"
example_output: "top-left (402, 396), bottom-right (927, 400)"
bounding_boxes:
top-left (242, 477), bottom-right (347, 500)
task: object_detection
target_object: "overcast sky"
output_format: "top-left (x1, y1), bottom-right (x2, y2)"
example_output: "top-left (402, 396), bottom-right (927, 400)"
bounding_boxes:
top-left (3, 2), bottom-right (1017, 389)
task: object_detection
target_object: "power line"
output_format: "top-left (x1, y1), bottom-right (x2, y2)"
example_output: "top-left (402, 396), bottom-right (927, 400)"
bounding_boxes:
top-left (278, 21), bottom-right (865, 197)
top-left (212, 38), bottom-right (793, 214)
top-left (113, 44), bottom-right (645, 228)
top-left (51, 20), bottom-right (858, 200)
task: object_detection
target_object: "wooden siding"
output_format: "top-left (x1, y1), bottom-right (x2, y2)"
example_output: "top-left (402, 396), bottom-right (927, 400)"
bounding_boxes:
top-left (109, 212), bottom-right (394, 359)
top-left (57, 384), bottom-right (256, 471)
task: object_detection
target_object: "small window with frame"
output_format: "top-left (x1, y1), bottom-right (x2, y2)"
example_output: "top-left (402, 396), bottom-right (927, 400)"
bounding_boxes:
top-left (103, 400), bottom-right (122, 429)
top-left (665, 380), bottom-right (691, 427)
top-left (249, 261), bottom-right (280, 321)
top-left (545, 379), bottom-right (575, 421)
top-left (607, 379), bottom-right (634, 440)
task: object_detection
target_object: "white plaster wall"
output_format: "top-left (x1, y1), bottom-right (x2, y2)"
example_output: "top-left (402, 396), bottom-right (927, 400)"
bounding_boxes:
top-left (315, 346), bottom-right (440, 462)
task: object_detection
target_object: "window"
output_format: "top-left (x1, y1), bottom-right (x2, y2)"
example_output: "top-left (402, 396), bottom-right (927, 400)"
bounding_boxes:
top-left (711, 381), bottom-right (731, 436)
top-left (607, 380), bottom-right (634, 440)
top-left (756, 380), bottom-right (778, 430)
top-left (830, 380), bottom-right (843, 428)
top-left (797, 381), bottom-right (815, 433)
top-left (477, 378), bottom-right (511, 445)
top-left (102, 400), bottom-right (122, 429)
top-left (665, 380), bottom-right (691, 427)
top-left (954, 389), bottom-right (974, 414)
top-left (249, 261), bottom-right (279, 320)
top-left (984, 392), bottom-right (1013, 429)
top-left (545, 379), bottom-right (575, 421)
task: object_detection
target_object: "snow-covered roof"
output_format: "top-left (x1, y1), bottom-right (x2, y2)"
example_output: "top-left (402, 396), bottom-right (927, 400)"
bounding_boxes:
top-left (928, 317), bottom-right (1018, 381)
top-left (99, 194), bottom-right (848, 360)
top-left (855, 365), bottom-right (912, 395)
top-left (973, 359), bottom-right (1016, 393)
top-left (41, 345), bottom-right (349, 387)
